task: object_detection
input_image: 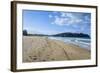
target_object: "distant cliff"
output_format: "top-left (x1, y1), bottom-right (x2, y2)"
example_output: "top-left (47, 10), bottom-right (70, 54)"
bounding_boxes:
top-left (51, 32), bottom-right (90, 38)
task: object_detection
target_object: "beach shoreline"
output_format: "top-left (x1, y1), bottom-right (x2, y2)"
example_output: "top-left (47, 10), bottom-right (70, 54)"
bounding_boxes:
top-left (23, 36), bottom-right (91, 63)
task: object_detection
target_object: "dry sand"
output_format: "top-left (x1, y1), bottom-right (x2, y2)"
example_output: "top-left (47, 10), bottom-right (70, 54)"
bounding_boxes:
top-left (22, 36), bottom-right (90, 62)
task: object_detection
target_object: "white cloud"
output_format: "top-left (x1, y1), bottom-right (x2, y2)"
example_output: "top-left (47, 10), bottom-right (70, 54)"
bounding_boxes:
top-left (61, 12), bottom-right (67, 17)
top-left (54, 16), bottom-right (69, 26)
top-left (48, 14), bottom-right (53, 18)
top-left (84, 15), bottom-right (91, 24)
top-left (51, 12), bottom-right (84, 26)
top-left (48, 12), bottom-right (91, 32)
top-left (61, 12), bottom-right (73, 18)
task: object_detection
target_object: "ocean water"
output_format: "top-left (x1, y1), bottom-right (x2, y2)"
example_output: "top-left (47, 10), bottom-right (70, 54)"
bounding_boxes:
top-left (48, 37), bottom-right (91, 51)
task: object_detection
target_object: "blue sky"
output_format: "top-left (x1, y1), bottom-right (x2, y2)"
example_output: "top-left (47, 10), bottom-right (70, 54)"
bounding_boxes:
top-left (23, 10), bottom-right (91, 35)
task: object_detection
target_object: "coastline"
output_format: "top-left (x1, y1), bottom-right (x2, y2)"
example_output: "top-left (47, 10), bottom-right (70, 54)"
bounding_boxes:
top-left (23, 36), bottom-right (91, 63)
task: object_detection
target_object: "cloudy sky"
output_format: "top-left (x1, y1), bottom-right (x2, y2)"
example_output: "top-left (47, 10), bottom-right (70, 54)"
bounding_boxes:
top-left (23, 10), bottom-right (91, 35)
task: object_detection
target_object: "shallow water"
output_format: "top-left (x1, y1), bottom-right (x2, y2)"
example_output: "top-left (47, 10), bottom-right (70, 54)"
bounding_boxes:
top-left (48, 37), bottom-right (91, 51)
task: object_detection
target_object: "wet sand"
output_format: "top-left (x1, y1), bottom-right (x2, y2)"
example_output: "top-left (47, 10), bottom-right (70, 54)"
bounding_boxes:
top-left (23, 36), bottom-right (90, 62)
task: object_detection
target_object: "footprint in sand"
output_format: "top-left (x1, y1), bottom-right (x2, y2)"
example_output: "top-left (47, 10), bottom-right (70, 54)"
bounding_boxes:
top-left (29, 55), bottom-right (38, 61)
top-left (33, 57), bottom-right (37, 60)
top-left (42, 59), bottom-right (46, 61)
top-left (51, 58), bottom-right (55, 60)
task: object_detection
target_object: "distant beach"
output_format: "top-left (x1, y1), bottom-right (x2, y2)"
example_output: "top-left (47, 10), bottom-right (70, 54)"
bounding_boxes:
top-left (23, 36), bottom-right (91, 63)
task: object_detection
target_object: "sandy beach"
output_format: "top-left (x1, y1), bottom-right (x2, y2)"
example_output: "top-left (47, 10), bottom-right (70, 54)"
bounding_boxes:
top-left (22, 36), bottom-right (90, 63)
